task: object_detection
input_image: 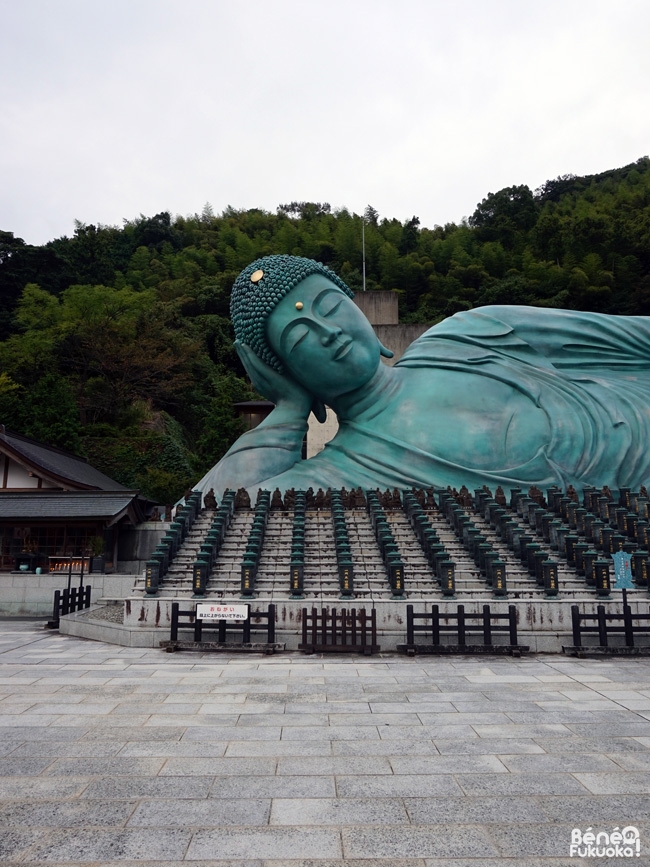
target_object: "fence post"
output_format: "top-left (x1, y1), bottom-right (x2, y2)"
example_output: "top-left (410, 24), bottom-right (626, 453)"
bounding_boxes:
top-left (597, 605), bottom-right (608, 647)
top-left (311, 607), bottom-right (318, 648)
top-left (508, 605), bottom-right (518, 646)
top-left (301, 607), bottom-right (308, 648)
top-left (623, 603), bottom-right (634, 648)
top-left (218, 619), bottom-right (227, 642)
top-left (457, 604), bottom-right (466, 648)
top-left (432, 605), bottom-right (440, 645)
top-left (571, 605), bottom-right (581, 647)
top-left (406, 605), bottom-right (414, 645)
top-left (482, 604), bottom-right (492, 646)
top-left (267, 604), bottom-right (276, 644)
top-left (170, 602), bottom-right (180, 642)
top-left (51, 590), bottom-right (61, 627)
top-left (355, 609), bottom-right (363, 649)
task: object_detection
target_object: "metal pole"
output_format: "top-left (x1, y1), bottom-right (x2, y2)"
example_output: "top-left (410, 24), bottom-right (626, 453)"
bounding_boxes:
top-left (362, 217), bottom-right (366, 291)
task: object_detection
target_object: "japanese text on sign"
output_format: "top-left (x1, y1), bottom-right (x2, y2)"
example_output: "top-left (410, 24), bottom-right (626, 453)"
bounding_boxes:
top-left (196, 603), bottom-right (249, 622)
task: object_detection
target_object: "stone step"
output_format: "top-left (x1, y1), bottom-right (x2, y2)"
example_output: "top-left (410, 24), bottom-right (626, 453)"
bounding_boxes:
top-left (135, 503), bottom-right (641, 601)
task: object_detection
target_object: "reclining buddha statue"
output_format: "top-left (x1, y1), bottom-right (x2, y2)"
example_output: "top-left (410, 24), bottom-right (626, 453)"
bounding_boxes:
top-left (196, 254), bottom-right (650, 497)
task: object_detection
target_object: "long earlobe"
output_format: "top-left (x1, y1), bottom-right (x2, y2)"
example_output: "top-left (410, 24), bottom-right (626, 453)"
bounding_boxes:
top-left (379, 342), bottom-right (394, 358)
top-left (312, 398), bottom-right (327, 423)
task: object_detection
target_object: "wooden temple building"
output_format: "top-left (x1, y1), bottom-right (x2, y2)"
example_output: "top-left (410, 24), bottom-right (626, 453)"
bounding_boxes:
top-left (0, 426), bottom-right (148, 573)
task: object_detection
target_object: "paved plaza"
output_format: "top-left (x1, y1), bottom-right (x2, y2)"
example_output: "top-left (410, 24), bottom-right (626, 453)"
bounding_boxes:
top-left (1, 621), bottom-right (650, 865)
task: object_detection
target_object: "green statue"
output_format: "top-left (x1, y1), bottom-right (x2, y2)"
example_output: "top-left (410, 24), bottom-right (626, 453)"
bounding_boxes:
top-left (196, 255), bottom-right (650, 496)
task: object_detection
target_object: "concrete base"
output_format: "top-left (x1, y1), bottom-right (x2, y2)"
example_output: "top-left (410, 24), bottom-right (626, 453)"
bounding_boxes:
top-left (58, 592), bottom-right (650, 654)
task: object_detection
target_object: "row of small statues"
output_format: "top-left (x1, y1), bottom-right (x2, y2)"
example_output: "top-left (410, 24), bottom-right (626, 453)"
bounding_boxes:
top-left (446, 482), bottom-right (648, 511)
top-left (198, 482), bottom-right (648, 514)
top-left (200, 485), bottom-right (438, 512)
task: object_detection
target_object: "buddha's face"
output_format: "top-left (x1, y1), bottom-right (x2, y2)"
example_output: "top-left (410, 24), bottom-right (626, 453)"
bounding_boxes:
top-left (266, 273), bottom-right (380, 401)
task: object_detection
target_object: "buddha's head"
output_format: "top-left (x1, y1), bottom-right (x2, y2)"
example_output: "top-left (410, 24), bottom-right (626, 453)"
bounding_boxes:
top-left (231, 255), bottom-right (389, 401)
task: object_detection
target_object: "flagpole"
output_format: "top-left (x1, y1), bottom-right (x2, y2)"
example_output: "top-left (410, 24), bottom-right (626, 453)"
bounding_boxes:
top-left (362, 215), bottom-right (366, 292)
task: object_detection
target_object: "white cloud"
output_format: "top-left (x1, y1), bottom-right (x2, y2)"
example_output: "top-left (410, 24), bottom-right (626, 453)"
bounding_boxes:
top-left (2, 0), bottom-right (649, 244)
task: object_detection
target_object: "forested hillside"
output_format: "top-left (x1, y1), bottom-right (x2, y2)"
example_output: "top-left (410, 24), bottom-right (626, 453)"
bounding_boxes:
top-left (1, 156), bottom-right (649, 502)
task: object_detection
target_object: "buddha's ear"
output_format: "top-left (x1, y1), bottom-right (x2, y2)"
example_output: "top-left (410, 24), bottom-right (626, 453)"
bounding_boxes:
top-left (311, 398), bottom-right (327, 424)
top-left (379, 341), bottom-right (394, 358)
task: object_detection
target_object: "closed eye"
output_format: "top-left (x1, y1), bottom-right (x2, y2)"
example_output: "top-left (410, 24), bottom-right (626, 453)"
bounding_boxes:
top-left (322, 299), bottom-right (342, 317)
top-left (287, 324), bottom-right (309, 353)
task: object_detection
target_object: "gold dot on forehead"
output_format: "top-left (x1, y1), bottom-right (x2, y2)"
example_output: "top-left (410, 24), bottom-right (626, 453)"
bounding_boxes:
top-left (295, 302), bottom-right (303, 310)
top-left (250, 269), bottom-right (264, 283)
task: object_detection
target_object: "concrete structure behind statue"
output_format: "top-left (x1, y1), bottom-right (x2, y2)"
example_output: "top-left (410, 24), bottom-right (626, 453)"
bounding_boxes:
top-left (307, 292), bottom-right (429, 456)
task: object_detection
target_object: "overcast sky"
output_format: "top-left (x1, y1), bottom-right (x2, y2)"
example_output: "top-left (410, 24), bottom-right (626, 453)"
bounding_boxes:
top-left (2, 0), bottom-right (649, 246)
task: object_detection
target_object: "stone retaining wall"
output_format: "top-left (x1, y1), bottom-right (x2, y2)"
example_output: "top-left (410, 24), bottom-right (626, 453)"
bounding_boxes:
top-left (57, 594), bottom-right (650, 654)
top-left (0, 572), bottom-right (137, 616)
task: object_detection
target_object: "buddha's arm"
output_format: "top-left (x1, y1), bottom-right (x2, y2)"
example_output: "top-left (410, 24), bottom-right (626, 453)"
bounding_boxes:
top-left (205, 405), bottom-right (308, 492)
top-left (199, 341), bottom-right (316, 492)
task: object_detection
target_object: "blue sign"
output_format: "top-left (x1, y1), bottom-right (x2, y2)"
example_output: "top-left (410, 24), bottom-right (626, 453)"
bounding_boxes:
top-left (611, 551), bottom-right (634, 588)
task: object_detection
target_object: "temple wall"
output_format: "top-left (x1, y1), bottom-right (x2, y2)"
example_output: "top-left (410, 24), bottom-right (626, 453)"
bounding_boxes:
top-left (374, 323), bottom-right (431, 365)
top-left (5, 460), bottom-right (38, 488)
top-left (353, 291), bottom-right (399, 325)
top-left (1, 455), bottom-right (59, 489)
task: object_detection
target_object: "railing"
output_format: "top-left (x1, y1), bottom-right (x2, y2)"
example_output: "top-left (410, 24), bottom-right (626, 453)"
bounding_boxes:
top-left (299, 607), bottom-right (380, 654)
top-left (47, 585), bottom-right (92, 629)
top-left (160, 602), bottom-right (281, 653)
top-left (398, 603), bottom-right (527, 655)
top-left (566, 599), bottom-right (650, 655)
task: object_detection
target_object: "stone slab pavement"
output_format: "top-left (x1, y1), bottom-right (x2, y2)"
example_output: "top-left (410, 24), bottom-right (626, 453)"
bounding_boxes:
top-left (1, 620), bottom-right (650, 866)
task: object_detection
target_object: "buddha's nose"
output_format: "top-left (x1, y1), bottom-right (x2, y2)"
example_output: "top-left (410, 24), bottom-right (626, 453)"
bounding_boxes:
top-left (320, 324), bottom-right (342, 345)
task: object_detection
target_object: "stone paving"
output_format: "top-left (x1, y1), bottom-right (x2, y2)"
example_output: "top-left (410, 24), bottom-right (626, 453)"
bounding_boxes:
top-left (1, 620), bottom-right (650, 865)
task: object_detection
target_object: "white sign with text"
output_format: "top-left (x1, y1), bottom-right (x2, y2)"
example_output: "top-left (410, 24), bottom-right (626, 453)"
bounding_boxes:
top-left (196, 603), bottom-right (249, 622)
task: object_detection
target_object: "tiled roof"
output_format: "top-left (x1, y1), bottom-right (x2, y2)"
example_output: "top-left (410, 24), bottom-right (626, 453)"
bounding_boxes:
top-left (0, 429), bottom-right (127, 491)
top-left (0, 491), bottom-right (144, 523)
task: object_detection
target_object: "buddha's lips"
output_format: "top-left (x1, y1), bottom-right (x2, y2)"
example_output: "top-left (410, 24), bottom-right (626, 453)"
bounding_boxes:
top-left (333, 339), bottom-right (352, 360)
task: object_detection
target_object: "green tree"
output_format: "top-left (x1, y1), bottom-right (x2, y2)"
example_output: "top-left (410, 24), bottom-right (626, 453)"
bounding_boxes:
top-left (469, 185), bottom-right (538, 248)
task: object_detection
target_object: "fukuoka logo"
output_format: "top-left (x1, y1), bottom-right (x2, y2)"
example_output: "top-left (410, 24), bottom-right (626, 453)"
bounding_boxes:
top-left (570, 826), bottom-right (640, 858)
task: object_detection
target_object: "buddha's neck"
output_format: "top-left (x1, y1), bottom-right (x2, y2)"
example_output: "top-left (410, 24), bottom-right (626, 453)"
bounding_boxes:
top-left (329, 363), bottom-right (401, 421)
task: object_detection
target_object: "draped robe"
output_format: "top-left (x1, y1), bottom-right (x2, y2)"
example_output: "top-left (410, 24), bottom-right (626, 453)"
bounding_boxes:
top-left (197, 306), bottom-right (650, 495)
